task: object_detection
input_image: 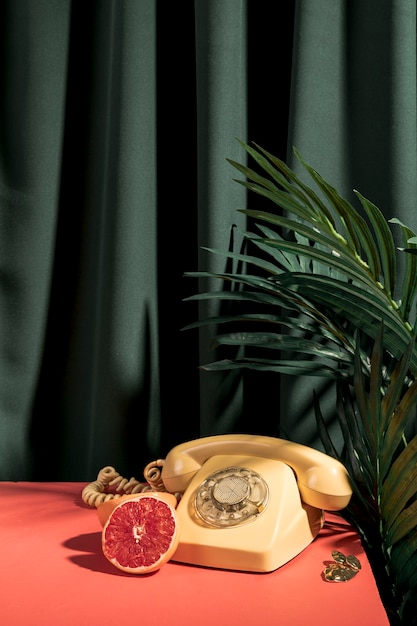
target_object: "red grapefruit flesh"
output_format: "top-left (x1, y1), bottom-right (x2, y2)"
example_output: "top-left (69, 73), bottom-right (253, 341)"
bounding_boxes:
top-left (102, 494), bottom-right (179, 574)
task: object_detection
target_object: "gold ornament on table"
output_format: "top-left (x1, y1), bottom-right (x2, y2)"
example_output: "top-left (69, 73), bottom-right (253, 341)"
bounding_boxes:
top-left (323, 550), bottom-right (361, 582)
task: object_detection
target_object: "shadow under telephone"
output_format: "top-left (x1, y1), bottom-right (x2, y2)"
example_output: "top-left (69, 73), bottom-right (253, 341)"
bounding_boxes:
top-left (159, 434), bottom-right (352, 573)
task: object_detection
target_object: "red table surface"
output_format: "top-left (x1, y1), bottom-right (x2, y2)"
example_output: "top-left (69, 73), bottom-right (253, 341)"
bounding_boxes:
top-left (0, 482), bottom-right (388, 626)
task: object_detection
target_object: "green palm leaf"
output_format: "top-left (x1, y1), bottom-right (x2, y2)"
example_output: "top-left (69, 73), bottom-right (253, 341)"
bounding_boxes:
top-left (355, 191), bottom-right (397, 298)
top-left (381, 436), bottom-right (417, 524)
top-left (389, 218), bottom-right (417, 321)
top-left (390, 528), bottom-right (417, 588)
top-left (389, 525), bottom-right (417, 593)
top-left (386, 499), bottom-right (417, 547)
top-left (276, 274), bottom-right (415, 369)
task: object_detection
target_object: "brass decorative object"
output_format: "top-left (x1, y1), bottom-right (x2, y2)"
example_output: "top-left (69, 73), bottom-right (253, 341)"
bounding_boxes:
top-left (324, 550), bottom-right (361, 582)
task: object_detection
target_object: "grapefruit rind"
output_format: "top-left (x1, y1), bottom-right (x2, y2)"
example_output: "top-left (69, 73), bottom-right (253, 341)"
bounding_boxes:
top-left (102, 494), bottom-right (179, 574)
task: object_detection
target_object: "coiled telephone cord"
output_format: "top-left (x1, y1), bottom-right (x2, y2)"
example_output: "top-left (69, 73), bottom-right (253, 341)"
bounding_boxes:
top-left (82, 459), bottom-right (170, 508)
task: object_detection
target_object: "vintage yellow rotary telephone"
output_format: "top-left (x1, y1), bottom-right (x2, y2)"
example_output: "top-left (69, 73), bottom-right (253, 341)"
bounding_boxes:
top-left (160, 434), bottom-right (352, 572)
top-left (83, 434), bottom-right (352, 573)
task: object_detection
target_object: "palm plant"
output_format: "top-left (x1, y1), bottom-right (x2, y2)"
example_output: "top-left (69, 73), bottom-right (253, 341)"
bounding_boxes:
top-left (184, 140), bottom-right (417, 625)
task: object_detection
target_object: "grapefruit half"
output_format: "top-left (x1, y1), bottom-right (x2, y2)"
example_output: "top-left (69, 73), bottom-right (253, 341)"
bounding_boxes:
top-left (102, 494), bottom-right (179, 574)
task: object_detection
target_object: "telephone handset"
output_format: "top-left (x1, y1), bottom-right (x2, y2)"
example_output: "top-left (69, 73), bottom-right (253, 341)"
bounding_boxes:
top-left (161, 434), bottom-right (352, 573)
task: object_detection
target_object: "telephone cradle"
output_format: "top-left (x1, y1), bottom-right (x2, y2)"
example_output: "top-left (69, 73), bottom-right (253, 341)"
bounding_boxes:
top-left (159, 434), bottom-right (353, 573)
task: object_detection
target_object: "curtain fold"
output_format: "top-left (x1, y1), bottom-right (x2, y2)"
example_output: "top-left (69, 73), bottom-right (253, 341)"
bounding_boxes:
top-left (31, 0), bottom-right (163, 479)
top-left (0, 0), bottom-right (415, 480)
top-left (194, 0), bottom-right (248, 437)
top-left (281, 0), bottom-right (417, 448)
top-left (0, 0), bottom-right (71, 478)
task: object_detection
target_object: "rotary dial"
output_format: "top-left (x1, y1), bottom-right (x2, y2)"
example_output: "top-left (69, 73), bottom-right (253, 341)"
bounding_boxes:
top-left (194, 466), bottom-right (268, 528)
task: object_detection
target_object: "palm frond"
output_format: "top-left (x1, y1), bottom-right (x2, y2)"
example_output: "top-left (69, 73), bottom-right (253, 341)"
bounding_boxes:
top-left (185, 141), bottom-right (417, 384)
top-left (355, 191), bottom-right (397, 297)
top-left (389, 218), bottom-right (417, 322)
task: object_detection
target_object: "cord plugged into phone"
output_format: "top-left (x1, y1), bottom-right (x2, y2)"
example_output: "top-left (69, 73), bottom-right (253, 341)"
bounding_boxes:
top-left (160, 434), bottom-right (352, 573)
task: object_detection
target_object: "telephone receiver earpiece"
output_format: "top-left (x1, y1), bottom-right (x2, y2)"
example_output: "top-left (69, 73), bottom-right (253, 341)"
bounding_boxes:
top-left (161, 434), bottom-right (352, 511)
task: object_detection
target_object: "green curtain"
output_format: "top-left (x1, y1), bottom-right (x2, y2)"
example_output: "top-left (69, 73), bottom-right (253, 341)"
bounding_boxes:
top-left (281, 0), bottom-right (417, 448)
top-left (1, 0), bottom-right (415, 481)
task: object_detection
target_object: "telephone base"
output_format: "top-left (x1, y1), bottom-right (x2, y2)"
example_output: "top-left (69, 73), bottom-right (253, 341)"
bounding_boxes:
top-left (172, 454), bottom-right (325, 573)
